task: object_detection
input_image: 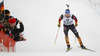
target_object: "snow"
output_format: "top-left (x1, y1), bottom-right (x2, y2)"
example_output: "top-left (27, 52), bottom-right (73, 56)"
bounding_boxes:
top-left (0, 0), bottom-right (100, 56)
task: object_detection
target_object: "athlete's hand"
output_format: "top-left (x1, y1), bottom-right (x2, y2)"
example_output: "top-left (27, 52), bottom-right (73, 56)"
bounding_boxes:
top-left (18, 20), bottom-right (22, 23)
top-left (75, 23), bottom-right (78, 27)
top-left (57, 24), bottom-right (60, 28)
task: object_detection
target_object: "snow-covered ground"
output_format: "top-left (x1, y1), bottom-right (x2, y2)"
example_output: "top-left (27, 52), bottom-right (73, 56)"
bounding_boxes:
top-left (0, 0), bottom-right (100, 56)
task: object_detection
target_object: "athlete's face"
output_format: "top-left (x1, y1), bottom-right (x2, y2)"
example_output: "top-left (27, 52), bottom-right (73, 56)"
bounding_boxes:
top-left (65, 13), bottom-right (70, 18)
top-left (9, 23), bottom-right (16, 27)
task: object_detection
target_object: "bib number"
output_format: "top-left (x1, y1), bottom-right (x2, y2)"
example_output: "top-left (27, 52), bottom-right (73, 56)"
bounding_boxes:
top-left (64, 19), bottom-right (72, 24)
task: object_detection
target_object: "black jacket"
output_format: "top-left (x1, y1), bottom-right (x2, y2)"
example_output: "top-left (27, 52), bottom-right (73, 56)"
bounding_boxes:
top-left (5, 22), bottom-right (24, 35)
top-left (10, 22), bottom-right (24, 41)
top-left (11, 22), bottom-right (24, 35)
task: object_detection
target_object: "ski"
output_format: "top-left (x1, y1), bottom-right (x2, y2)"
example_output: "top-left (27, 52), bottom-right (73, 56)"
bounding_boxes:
top-left (77, 46), bottom-right (95, 52)
top-left (66, 48), bottom-right (72, 52)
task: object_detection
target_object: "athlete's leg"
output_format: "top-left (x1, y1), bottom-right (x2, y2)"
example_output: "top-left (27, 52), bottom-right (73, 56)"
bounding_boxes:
top-left (70, 25), bottom-right (84, 48)
top-left (64, 27), bottom-right (70, 48)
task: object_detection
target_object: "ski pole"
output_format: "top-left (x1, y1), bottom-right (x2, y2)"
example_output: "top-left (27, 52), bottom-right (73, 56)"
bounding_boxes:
top-left (75, 36), bottom-right (76, 43)
top-left (54, 27), bottom-right (60, 44)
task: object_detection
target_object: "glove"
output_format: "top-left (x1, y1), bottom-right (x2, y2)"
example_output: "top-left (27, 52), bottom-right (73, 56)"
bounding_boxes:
top-left (18, 20), bottom-right (22, 23)
top-left (75, 23), bottom-right (78, 27)
top-left (57, 24), bottom-right (60, 27)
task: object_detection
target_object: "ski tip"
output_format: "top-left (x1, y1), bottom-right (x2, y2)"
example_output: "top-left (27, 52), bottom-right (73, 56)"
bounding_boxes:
top-left (93, 51), bottom-right (95, 52)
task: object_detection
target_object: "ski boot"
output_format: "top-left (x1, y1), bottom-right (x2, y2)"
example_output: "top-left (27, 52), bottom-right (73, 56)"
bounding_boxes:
top-left (81, 45), bottom-right (87, 49)
top-left (66, 47), bottom-right (72, 52)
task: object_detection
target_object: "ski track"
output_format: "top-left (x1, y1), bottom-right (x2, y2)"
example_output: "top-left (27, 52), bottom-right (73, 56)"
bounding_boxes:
top-left (0, 0), bottom-right (100, 56)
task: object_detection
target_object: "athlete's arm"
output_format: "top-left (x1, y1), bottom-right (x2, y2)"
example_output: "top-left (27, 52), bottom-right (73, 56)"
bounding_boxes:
top-left (58, 14), bottom-right (63, 25)
top-left (72, 15), bottom-right (78, 26)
